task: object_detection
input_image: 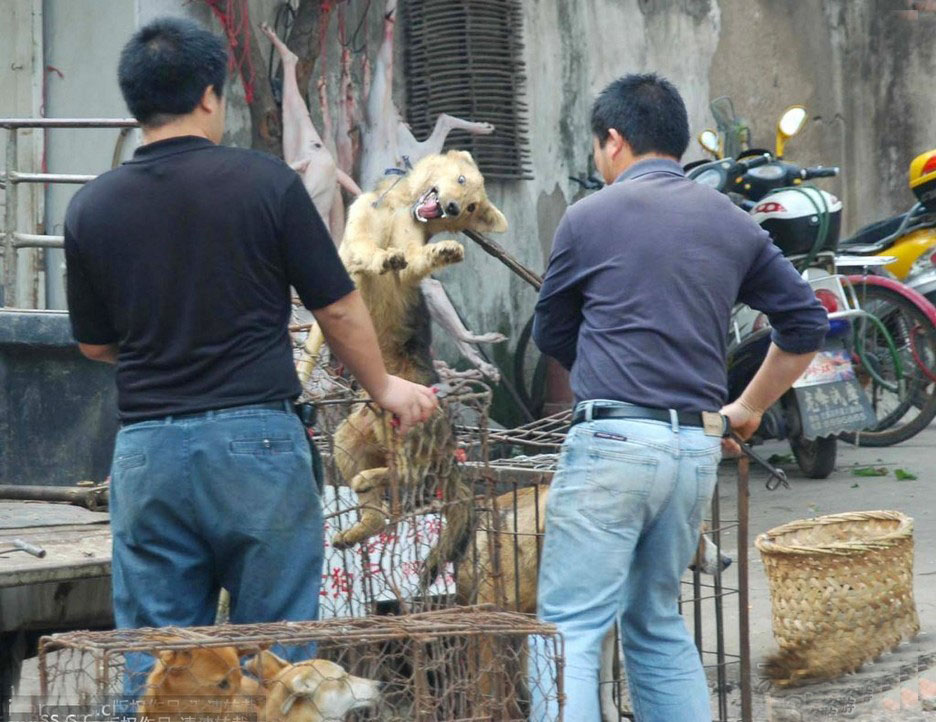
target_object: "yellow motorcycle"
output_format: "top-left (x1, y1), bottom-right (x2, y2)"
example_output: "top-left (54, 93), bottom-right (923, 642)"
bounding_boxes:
top-left (836, 149), bottom-right (936, 279)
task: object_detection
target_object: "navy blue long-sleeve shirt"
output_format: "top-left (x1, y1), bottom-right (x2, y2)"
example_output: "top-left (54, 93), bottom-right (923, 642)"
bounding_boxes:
top-left (533, 158), bottom-right (829, 412)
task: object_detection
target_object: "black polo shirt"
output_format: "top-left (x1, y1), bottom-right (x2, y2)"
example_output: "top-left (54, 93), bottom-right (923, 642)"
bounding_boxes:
top-left (64, 135), bottom-right (354, 421)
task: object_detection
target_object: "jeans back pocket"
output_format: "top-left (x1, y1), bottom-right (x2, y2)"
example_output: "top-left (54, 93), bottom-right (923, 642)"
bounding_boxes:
top-left (580, 449), bottom-right (659, 529)
top-left (230, 437), bottom-right (295, 455)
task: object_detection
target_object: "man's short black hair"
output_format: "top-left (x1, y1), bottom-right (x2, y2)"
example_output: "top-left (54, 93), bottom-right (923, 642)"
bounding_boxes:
top-left (591, 74), bottom-right (690, 159)
top-left (118, 17), bottom-right (228, 127)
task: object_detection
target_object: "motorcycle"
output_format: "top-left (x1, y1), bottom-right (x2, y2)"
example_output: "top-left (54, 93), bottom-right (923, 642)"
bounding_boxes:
top-left (896, 149), bottom-right (936, 301)
top-left (697, 102), bottom-right (936, 449)
top-left (837, 147), bottom-right (936, 281)
top-left (686, 146), bottom-right (876, 478)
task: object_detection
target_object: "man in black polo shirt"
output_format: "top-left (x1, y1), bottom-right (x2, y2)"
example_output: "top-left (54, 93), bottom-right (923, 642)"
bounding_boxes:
top-left (530, 75), bottom-right (829, 720)
top-left (65, 17), bottom-right (436, 664)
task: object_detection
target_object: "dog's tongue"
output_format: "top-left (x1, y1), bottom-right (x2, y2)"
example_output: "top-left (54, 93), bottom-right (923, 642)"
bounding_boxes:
top-left (417, 200), bottom-right (443, 219)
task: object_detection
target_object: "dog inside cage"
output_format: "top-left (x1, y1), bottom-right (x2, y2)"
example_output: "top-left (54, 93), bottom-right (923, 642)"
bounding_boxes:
top-left (34, 611), bottom-right (563, 722)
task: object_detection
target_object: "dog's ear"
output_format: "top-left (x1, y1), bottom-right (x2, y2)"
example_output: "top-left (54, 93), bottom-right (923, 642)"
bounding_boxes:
top-left (449, 149), bottom-right (477, 167)
top-left (157, 649), bottom-right (191, 672)
top-left (470, 199), bottom-right (508, 233)
top-left (248, 650), bottom-right (291, 681)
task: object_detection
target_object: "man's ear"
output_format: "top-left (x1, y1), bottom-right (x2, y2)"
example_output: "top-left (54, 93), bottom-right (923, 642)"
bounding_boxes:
top-left (470, 199), bottom-right (508, 233)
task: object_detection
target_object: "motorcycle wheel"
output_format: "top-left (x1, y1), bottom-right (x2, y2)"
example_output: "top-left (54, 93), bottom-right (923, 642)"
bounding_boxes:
top-left (841, 282), bottom-right (936, 447)
top-left (790, 435), bottom-right (837, 479)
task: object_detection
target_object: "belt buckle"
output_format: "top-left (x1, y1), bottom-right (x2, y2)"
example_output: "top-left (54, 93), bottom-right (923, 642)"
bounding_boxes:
top-left (701, 411), bottom-right (725, 437)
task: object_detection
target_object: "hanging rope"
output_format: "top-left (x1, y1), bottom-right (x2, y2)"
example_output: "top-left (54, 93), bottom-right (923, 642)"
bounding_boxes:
top-left (204, 0), bottom-right (257, 103)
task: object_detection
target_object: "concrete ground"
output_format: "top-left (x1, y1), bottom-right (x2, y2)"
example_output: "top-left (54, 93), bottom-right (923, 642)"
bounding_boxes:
top-left (711, 422), bottom-right (936, 721)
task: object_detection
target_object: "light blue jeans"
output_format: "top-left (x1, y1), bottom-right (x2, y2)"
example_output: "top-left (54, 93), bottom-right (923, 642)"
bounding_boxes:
top-left (530, 400), bottom-right (721, 722)
top-left (110, 402), bottom-right (323, 699)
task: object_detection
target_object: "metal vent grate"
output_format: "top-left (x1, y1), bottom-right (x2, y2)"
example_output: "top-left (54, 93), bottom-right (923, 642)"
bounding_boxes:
top-left (403, 0), bottom-right (532, 181)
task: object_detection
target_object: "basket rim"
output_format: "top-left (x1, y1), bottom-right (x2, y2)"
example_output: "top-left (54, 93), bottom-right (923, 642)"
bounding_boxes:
top-left (754, 510), bottom-right (913, 556)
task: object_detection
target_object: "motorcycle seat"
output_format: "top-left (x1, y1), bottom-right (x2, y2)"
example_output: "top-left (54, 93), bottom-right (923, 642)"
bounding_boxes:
top-left (840, 213), bottom-right (908, 248)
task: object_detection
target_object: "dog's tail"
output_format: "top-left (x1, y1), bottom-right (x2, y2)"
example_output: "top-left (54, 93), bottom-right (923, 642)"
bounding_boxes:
top-left (420, 465), bottom-right (475, 590)
top-left (296, 324), bottom-right (326, 384)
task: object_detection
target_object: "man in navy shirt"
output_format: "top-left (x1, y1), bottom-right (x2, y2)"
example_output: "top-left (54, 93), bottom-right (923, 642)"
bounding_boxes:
top-left (530, 75), bottom-right (828, 720)
top-left (65, 16), bottom-right (437, 675)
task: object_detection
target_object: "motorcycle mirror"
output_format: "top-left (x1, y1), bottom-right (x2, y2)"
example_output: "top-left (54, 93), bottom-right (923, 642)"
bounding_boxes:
top-left (776, 105), bottom-right (807, 157)
top-left (698, 129), bottom-right (722, 159)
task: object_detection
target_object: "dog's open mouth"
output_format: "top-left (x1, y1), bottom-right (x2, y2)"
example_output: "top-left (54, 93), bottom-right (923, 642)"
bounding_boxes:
top-left (413, 187), bottom-right (444, 223)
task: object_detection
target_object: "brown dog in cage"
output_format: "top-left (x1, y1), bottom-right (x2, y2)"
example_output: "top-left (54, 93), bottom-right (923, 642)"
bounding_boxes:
top-left (246, 650), bottom-right (382, 721)
top-left (311, 151), bottom-right (507, 568)
top-left (140, 640), bottom-right (381, 722)
top-left (457, 484), bottom-right (732, 718)
top-left (140, 639), bottom-right (256, 721)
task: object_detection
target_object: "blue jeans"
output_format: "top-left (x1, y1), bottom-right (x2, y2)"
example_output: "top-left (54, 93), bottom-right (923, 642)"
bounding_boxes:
top-left (530, 400), bottom-right (721, 722)
top-left (110, 402), bottom-right (324, 696)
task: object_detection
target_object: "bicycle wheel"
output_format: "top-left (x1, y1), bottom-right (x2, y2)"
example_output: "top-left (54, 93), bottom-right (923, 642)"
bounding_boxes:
top-left (841, 282), bottom-right (936, 446)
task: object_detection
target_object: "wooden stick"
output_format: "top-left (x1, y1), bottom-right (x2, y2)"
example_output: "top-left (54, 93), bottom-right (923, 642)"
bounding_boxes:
top-left (462, 229), bottom-right (543, 291)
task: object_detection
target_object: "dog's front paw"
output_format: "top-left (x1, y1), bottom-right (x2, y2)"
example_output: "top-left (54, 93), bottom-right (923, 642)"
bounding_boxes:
top-left (473, 122), bottom-right (495, 135)
top-left (379, 249), bottom-right (408, 273)
top-left (331, 530), bottom-right (355, 549)
top-left (430, 241), bottom-right (465, 266)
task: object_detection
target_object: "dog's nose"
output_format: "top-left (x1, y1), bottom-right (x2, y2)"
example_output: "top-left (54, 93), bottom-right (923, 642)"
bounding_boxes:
top-left (721, 555), bottom-right (733, 570)
top-left (445, 201), bottom-right (461, 216)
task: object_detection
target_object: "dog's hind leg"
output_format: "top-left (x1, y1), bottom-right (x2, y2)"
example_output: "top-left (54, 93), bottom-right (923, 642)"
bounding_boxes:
top-left (261, 22), bottom-right (337, 223)
top-left (416, 113), bottom-right (496, 157)
top-left (331, 467), bottom-right (391, 549)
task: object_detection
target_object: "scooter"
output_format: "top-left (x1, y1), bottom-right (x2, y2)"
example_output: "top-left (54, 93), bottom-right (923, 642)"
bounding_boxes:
top-left (697, 103), bottom-right (936, 448)
top-left (687, 146), bottom-right (875, 478)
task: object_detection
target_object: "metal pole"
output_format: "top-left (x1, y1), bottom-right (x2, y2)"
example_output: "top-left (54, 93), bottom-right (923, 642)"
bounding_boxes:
top-left (737, 456), bottom-right (752, 722)
top-left (3, 129), bottom-right (18, 306)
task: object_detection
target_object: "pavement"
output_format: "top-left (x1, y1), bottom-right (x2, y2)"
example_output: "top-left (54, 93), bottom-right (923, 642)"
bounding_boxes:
top-left (712, 421), bottom-right (936, 721)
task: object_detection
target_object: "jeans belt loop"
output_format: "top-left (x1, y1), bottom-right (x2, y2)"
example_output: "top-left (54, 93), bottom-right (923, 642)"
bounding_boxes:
top-left (584, 403), bottom-right (594, 423)
top-left (669, 408), bottom-right (679, 433)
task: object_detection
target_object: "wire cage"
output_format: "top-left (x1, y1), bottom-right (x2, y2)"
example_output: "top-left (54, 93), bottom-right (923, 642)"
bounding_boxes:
top-left (31, 607), bottom-right (563, 722)
top-left (293, 353), bottom-right (495, 619)
top-left (455, 412), bottom-right (753, 722)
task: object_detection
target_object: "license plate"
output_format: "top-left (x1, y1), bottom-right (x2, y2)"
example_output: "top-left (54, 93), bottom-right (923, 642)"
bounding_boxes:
top-left (793, 349), bottom-right (857, 387)
top-left (793, 352), bottom-right (877, 437)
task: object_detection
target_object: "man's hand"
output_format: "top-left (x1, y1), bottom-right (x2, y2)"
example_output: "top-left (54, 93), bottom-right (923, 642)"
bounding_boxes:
top-left (719, 399), bottom-right (763, 456)
top-left (372, 375), bottom-right (438, 433)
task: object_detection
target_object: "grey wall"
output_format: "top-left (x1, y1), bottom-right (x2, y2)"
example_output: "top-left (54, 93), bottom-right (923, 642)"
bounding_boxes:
top-left (4, 0), bottom-right (934, 391)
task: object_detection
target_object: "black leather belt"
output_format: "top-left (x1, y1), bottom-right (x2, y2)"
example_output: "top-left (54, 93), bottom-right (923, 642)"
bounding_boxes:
top-left (126, 399), bottom-right (293, 425)
top-left (571, 404), bottom-right (728, 436)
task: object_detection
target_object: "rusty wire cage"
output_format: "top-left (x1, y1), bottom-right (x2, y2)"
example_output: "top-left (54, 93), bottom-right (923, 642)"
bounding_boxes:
top-left (30, 608), bottom-right (563, 721)
top-left (290, 347), bottom-right (496, 619)
top-left (455, 411), bottom-right (753, 722)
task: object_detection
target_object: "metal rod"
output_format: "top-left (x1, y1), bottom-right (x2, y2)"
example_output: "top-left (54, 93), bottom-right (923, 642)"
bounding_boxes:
top-left (737, 456), bottom-right (753, 722)
top-left (9, 171), bottom-right (96, 184)
top-left (0, 118), bottom-right (138, 128)
top-left (13, 233), bottom-right (64, 249)
top-left (712, 477), bottom-right (728, 721)
top-left (0, 483), bottom-right (108, 510)
top-left (4, 129), bottom-right (18, 305)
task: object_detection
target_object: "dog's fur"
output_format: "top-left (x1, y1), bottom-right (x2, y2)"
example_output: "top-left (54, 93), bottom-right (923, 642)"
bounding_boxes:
top-left (455, 484), bottom-right (732, 719)
top-left (247, 650), bottom-right (381, 722)
top-left (323, 150), bottom-right (506, 560)
top-left (140, 640), bottom-right (252, 722)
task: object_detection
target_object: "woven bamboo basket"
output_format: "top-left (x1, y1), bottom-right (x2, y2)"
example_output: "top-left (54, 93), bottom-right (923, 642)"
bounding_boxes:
top-left (755, 510), bottom-right (919, 687)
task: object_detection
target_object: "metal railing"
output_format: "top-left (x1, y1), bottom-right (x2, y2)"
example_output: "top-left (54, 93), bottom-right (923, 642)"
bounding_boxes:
top-left (1, 118), bottom-right (138, 307)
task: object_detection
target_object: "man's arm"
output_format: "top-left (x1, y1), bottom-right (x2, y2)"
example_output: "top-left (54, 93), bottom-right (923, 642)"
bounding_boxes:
top-left (721, 235), bottom-right (830, 448)
top-left (312, 291), bottom-right (436, 431)
top-left (78, 343), bottom-right (119, 364)
top-left (64, 220), bottom-right (120, 363)
top-left (533, 214), bottom-right (584, 370)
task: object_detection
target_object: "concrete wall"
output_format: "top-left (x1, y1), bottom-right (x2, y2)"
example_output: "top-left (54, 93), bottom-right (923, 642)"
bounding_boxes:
top-left (3, 0), bottom-right (934, 413)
